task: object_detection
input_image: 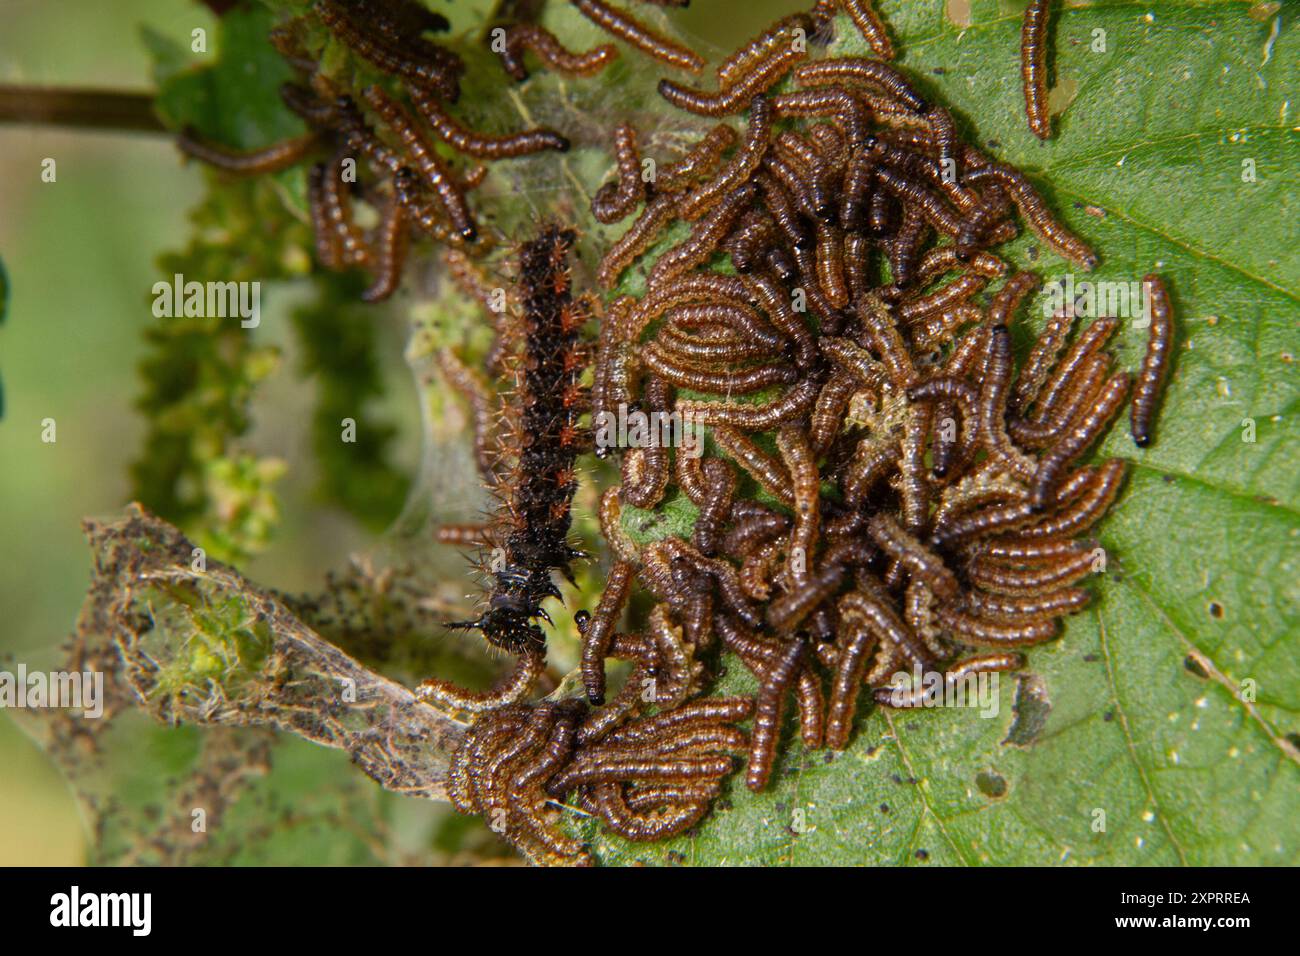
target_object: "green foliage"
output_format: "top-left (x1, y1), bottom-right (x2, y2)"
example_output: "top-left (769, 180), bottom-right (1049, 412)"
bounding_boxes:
top-left (150, 4), bottom-right (303, 148)
top-left (121, 0), bottom-right (1295, 866)
top-left (130, 178), bottom-right (290, 561)
top-left (290, 274), bottom-right (409, 530)
top-left (570, 2), bottom-right (1300, 866)
top-left (133, 5), bottom-right (309, 559)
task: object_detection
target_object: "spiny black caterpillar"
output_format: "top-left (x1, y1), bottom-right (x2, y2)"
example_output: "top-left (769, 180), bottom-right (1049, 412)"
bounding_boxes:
top-left (447, 226), bottom-right (588, 656)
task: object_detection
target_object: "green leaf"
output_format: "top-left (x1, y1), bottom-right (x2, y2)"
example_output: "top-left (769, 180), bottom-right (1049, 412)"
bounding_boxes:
top-left (572, 1), bottom-right (1300, 866)
top-left (151, 3), bottom-right (302, 147)
top-left (290, 274), bottom-right (411, 531)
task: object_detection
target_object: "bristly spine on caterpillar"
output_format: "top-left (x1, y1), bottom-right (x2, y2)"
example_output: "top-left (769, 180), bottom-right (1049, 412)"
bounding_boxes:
top-left (446, 225), bottom-right (589, 657)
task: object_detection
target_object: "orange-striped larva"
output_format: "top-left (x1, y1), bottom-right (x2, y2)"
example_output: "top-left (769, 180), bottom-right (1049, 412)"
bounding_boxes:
top-left (1131, 274), bottom-right (1174, 448)
top-left (841, 438), bottom-right (899, 507)
top-left (722, 503), bottom-right (791, 559)
top-left (647, 180), bottom-right (758, 286)
top-left (875, 166), bottom-right (964, 236)
top-left (597, 191), bottom-right (680, 289)
top-left (710, 426), bottom-right (796, 506)
top-left (660, 301), bottom-right (784, 350)
top-left (1011, 353), bottom-right (1110, 449)
top-left (1019, 458), bottom-right (1127, 538)
top-left (957, 184), bottom-right (1019, 256)
top-left (573, 0), bottom-right (705, 73)
top-left (316, 0), bottom-right (461, 101)
top-left (691, 458), bottom-right (738, 556)
top-left (676, 378), bottom-right (820, 431)
top-left (989, 271), bottom-right (1040, 325)
top-left (810, 371), bottom-right (858, 454)
top-left (655, 325), bottom-right (780, 364)
top-left (977, 325), bottom-right (1036, 479)
top-left (867, 182), bottom-right (897, 236)
top-left (655, 124), bottom-right (739, 192)
top-left (307, 164), bottom-right (342, 269)
top-left (621, 376), bottom-right (674, 509)
top-left (777, 426), bottom-right (821, 589)
top-left (649, 537), bottom-right (764, 630)
top-left (964, 163), bottom-right (1097, 269)
top-left (597, 486), bottom-right (641, 565)
top-left (843, 231), bottom-right (876, 302)
top-left (363, 85), bottom-right (476, 241)
top-left (641, 344), bottom-right (797, 393)
top-left (716, 12), bottom-right (815, 88)
top-left (416, 649), bottom-right (545, 713)
top-left (592, 123), bottom-right (646, 224)
top-left (630, 273), bottom-right (757, 337)
top-left (898, 403), bottom-right (932, 531)
top-left (1030, 371), bottom-right (1130, 507)
top-left (658, 44), bottom-right (804, 116)
top-left (579, 560), bottom-right (635, 704)
top-left (839, 144), bottom-right (880, 231)
top-left (409, 86), bottom-right (569, 158)
top-left (936, 606), bottom-right (1058, 646)
top-left (872, 653), bottom-right (1025, 707)
top-left (867, 514), bottom-right (959, 598)
top-left (734, 635), bottom-right (803, 791)
top-left (887, 205), bottom-right (928, 288)
top-left (932, 500), bottom-right (1038, 550)
top-left (1030, 315), bottom-right (1119, 419)
top-left (757, 171), bottom-right (814, 252)
top-left (361, 192), bottom-right (409, 302)
top-left (979, 537), bottom-right (1084, 562)
top-left (1013, 303), bottom-right (1076, 412)
top-left (830, 589), bottom-right (929, 748)
top-left (319, 152), bottom-right (369, 268)
top-left (793, 58), bottom-right (925, 113)
top-left (715, 615), bottom-right (825, 751)
top-left (676, 96), bottom-right (772, 220)
top-left (722, 209), bottom-right (776, 273)
top-left (972, 587), bottom-right (1092, 624)
top-left (177, 128), bottom-right (320, 174)
top-left (765, 557), bottom-right (852, 634)
top-left (858, 294), bottom-right (917, 388)
top-left (842, 0), bottom-right (895, 59)
top-left (770, 88), bottom-right (871, 148)
top-left (498, 23), bottom-right (618, 81)
top-left (967, 551), bottom-right (1097, 596)
top-left (816, 220), bottom-right (850, 307)
top-left (1021, 0), bottom-right (1052, 140)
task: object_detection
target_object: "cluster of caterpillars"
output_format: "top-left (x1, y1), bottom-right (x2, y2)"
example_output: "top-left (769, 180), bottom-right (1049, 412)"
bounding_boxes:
top-left (175, 0), bottom-right (666, 297)
top-left (178, 1), bottom-right (1176, 865)
top-left (424, 1), bottom-right (1175, 865)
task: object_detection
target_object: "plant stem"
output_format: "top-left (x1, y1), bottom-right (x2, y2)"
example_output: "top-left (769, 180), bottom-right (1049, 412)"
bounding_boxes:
top-left (0, 85), bottom-right (165, 134)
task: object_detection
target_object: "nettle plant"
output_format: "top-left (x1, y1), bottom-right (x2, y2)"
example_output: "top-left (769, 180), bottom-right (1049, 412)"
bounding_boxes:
top-left (20, 0), bottom-right (1297, 866)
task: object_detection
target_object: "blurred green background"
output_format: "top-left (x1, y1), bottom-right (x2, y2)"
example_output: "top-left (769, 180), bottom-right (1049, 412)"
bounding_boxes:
top-left (0, 0), bottom-right (216, 866)
top-left (0, 0), bottom-right (790, 866)
top-left (0, 0), bottom-right (406, 865)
